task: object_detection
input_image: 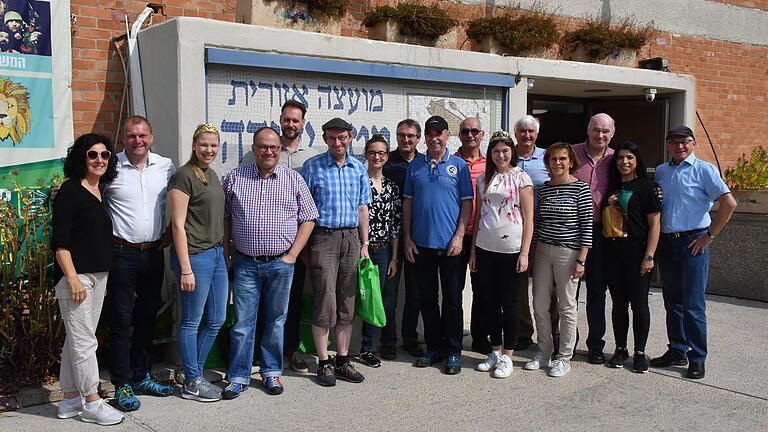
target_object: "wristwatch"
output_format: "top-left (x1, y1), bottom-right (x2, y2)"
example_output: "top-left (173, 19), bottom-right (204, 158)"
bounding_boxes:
top-left (575, 259), bottom-right (586, 266)
top-left (362, 241), bottom-right (370, 245)
top-left (644, 256), bottom-right (654, 262)
top-left (706, 230), bottom-right (717, 240)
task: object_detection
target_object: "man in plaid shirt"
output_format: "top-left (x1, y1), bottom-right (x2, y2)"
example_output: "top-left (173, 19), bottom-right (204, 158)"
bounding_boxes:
top-left (302, 117), bottom-right (372, 387)
top-left (221, 127), bottom-right (318, 398)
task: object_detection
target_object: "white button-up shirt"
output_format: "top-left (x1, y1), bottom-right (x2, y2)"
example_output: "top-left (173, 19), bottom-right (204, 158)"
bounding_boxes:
top-left (104, 151), bottom-right (176, 243)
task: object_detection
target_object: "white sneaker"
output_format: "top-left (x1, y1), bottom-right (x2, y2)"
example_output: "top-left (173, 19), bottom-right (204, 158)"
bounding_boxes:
top-left (476, 351), bottom-right (500, 372)
top-left (548, 359), bottom-right (571, 377)
top-left (57, 396), bottom-right (82, 419)
top-left (524, 351), bottom-right (555, 370)
top-left (81, 398), bottom-right (124, 426)
top-left (492, 354), bottom-right (514, 378)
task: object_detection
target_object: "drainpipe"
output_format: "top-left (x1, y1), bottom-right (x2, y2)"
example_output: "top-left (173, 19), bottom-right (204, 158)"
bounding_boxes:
top-left (127, 5), bottom-right (162, 117)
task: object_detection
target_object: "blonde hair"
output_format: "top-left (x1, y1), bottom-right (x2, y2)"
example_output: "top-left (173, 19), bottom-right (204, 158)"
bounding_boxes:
top-left (186, 123), bottom-right (220, 185)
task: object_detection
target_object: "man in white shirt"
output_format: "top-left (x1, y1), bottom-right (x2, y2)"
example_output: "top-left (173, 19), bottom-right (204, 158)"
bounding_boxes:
top-left (103, 116), bottom-right (176, 411)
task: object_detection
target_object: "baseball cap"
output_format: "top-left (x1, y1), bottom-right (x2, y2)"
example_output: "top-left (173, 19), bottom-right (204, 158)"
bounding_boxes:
top-left (666, 126), bottom-right (695, 141)
top-left (424, 116), bottom-right (449, 133)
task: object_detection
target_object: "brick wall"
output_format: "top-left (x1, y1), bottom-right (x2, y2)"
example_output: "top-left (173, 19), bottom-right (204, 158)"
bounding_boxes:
top-left (69, 0), bottom-right (767, 169)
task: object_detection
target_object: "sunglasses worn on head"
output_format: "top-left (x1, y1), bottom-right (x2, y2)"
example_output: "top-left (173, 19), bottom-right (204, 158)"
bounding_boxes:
top-left (87, 150), bottom-right (112, 160)
top-left (460, 128), bottom-right (482, 135)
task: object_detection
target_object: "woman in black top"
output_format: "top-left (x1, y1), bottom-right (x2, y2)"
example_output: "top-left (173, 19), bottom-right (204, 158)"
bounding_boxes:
top-left (601, 142), bottom-right (661, 373)
top-left (52, 134), bottom-right (124, 425)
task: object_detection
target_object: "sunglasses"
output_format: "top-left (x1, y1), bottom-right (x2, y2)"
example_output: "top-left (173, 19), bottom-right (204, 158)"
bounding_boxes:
top-left (87, 150), bottom-right (112, 160)
top-left (459, 128), bottom-right (482, 136)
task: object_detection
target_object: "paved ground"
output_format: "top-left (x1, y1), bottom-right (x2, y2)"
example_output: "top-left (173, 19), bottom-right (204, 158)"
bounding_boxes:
top-left (2, 288), bottom-right (767, 431)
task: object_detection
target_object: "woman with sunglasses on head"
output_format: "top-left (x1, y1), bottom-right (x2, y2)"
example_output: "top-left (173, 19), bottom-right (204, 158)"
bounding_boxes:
top-left (601, 142), bottom-right (660, 373)
top-left (358, 134), bottom-right (402, 367)
top-left (468, 131), bottom-right (533, 378)
top-left (524, 142), bottom-right (592, 378)
top-left (168, 124), bottom-right (227, 402)
top-left (53, 134), bottom-right (124, 425)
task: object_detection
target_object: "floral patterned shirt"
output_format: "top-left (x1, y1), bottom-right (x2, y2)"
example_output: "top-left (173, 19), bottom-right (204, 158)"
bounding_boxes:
top-left (475, 167), bottom-right (533, 253)
top-left (368, 177), bottom-right (401, 244)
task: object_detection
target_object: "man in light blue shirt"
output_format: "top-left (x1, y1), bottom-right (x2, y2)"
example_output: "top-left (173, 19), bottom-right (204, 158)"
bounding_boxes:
top-left (650, 126), bottom-right (736, 380)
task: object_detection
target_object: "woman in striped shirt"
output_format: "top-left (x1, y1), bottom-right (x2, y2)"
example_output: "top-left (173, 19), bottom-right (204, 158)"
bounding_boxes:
top-left (524, 142), bottom-right (592, 378)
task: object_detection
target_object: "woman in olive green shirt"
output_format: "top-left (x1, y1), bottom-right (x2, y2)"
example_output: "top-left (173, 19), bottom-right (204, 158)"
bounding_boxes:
top-left (169, 123), bottom-right (227, 403)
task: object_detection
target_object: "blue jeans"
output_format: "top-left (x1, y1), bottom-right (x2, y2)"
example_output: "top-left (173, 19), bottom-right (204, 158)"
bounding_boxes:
top-left (228, 253), bottom-right (294, 382)
top-left (657, 231), bottom-right (710, 362)
top-left (171, 245), bottom-right (228, 382)
top-left (361, 245), bottom-right (397, 352)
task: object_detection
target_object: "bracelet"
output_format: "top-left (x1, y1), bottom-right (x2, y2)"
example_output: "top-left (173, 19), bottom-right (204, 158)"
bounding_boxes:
top-left (181, 272), bottom-right (193, 276)
top-left (520, 252), bottom-right (529, 257)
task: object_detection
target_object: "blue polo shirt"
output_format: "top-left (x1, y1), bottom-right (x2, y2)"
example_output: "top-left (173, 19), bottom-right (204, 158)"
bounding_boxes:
top-left (404, 151), bottom-right (473, 249)
top-left (654, 153), bottom-right (730, 233)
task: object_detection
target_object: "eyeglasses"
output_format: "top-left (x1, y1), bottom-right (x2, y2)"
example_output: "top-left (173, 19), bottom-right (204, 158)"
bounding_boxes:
top-left (396, 132), bottom-right (418, 139)
top-left (667, 139), bottom-right (694, 146)
top-left (255, 145), bottom-right (280, 153)
top-left (87, 150), bottom-right (111, 160)
top-left (366, 150), bottom-right (387, 159)
top-left (459, 128), bottom-right (482, 136)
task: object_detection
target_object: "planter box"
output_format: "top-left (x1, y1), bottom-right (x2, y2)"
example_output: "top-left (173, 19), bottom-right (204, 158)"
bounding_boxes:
top-left (367, 20), bottom-right (457, 49)
top-left (711, 190), bottom-right (768, 214)
top-left (561, 45), bottom-right (637, 67)
top-left (237, 0), bottom-right (342, 35)
top-left (471, 35), bottom-right (551, 58)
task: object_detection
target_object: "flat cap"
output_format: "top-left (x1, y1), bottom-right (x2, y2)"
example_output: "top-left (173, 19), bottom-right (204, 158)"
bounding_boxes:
top-left (424, 116), bottom-right (449, 133)
top-left (666, 126), bottom-right (695, 141)
top-left (322, 117), bottom-right (353, 132)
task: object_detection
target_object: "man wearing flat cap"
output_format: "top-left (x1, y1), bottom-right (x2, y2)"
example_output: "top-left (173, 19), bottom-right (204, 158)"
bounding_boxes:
top-left (302, 117), bottom-right (372, 387)
top-left (402, 115), bottom-right (473, 375)
top-left (650, 126), bottom-right (736, 379)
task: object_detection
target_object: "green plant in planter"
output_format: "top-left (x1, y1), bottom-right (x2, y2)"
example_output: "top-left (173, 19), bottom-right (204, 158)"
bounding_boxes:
top-left (724, 146), bottom-right (768, 190)
top-left (304, 0), bottom-right (349, 19)
top-left (560, 17), bottom-right (653, 59)
top-left (363, 2), bottom-right (456, 40)
top-left (466, 12), bottom-right (558, 56)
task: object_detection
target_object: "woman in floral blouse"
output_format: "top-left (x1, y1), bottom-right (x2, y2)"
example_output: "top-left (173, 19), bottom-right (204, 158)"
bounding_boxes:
top-left (358, 134), bottom-right (402, 368)
top-left (469, 131), bottom-right (534, 378)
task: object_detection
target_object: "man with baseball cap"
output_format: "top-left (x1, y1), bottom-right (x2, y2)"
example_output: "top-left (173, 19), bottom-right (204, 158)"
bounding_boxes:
top-left (402, 116), bottom-right (473, 375)
top-left (650, 126), bottom-right (736, 379)
top-left (302, 117), bottom-right (372, 386)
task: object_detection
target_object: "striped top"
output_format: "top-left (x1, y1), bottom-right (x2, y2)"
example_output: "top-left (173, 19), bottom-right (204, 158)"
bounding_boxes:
top-left (534, 180), bottom-right (593, 250)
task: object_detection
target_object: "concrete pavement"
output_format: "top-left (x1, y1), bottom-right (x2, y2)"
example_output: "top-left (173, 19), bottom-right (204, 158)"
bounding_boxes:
top-left (2, 288), bottom-right (767, 431)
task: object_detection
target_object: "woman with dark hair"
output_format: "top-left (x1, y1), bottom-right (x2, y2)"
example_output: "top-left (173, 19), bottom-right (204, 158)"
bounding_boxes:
top-left (524, 142), bottom-right (592, 378)
top-left (168, 123), bottom-right (227, 402)
top-left (468, 130), bottom-right (533, 378)
top-left (601, 142), bottom-right (660, 373)
top-left (53, 134), bottom-right (124, 425)
top-left (358, 134), bottom-right (402, 367)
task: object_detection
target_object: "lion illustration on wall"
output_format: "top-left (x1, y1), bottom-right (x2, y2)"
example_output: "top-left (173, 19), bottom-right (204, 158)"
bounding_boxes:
top-left (0, 76), bottom-right (31, 145)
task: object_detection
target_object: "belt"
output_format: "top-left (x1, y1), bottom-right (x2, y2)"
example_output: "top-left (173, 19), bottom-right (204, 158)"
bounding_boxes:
top-left (315, 226), bottom-right (356, 233)
top-left (661, 227), bottom-right (707, 239)
top-left (113, 236), bottom-right (161, 251)
top-left (368, 242), bottom-right (388, 249)
top-left (240, 250), bottom-right (287, 262)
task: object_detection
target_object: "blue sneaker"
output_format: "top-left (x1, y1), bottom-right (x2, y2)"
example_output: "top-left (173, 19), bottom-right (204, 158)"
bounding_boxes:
top-left (414, 350), bottom-right (443, 367)
top-left (222, 382), bottom-right (248, 400)
top-left (445, 354), bottom-right (461, 375)
top-left (114, 384), bottom-right (141, 412)
top-left (263, 376), bottom-right (284, 395)
top-left (132, 373), bottom-right (174, 396)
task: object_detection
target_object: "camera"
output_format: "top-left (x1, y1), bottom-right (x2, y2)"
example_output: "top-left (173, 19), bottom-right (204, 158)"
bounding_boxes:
top-left (643, 88), bottom-right (657, 102)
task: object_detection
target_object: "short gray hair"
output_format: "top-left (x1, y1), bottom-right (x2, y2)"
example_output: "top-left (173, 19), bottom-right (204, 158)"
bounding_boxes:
top-left (513, 115), bottom-right (540, 133)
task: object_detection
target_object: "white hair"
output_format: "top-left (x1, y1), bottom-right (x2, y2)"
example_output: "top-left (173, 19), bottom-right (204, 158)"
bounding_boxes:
top-left (514, 115), bottom-right (540, 133)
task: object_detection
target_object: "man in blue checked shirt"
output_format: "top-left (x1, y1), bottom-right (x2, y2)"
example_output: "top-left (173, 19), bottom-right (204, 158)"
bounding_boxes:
top-left (221, 127), bottom-right (318, 398)
top-left (302, 117), bottom-right (373, 387)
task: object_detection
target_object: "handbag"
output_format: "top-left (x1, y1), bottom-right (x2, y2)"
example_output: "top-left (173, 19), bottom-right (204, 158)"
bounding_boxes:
top-left (355, 257), bottom-right (386, 327)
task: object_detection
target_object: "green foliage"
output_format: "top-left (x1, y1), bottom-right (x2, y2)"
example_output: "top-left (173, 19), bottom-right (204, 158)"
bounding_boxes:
top-left (363, 2), bottom-right (456, 40)
top-left (305, 0), bottom-right (349, 19)
top-left (560, 17), bottom-right (653, 58)
top-left (0, 172), bottom-right (63, 408)
top-left (724, 146), bottom-right (768, 190)
top-left (466, 12), bottom-right (558, 56)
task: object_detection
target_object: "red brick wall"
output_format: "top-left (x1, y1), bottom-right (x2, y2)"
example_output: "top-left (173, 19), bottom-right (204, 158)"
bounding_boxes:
top-left (69, 0), bottom-right (767, 169)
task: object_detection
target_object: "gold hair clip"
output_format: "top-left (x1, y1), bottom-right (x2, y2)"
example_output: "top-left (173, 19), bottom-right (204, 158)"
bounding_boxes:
top-left (193, 123), bottom-right (219, 140)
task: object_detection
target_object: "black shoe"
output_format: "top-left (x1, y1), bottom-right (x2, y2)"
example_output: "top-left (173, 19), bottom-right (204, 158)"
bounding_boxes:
top-left (359, 351), bottom-right (382, 368)
top-left (403, 340), bottom-right (425, 357)
top-left (633, 353), bottom-right (650, 374)
top-left (588, 349), bottom-right (605, 364)
top-left (607, 348), bottom-right (629, 368)
top-left (650, 350), bottom-right (688, 367)
top-left (335, 361), bottom-right (365, 383)
top-left (380, 345), bottom-right (397, 360)
top-left (687, 361), bottom-right (705, 379)
top-left (316, 363), bottom-right (336, 387)
top-left (514, 338), bottom-right (534, 351)
top-left (471, 342), bottom-right (492, 355)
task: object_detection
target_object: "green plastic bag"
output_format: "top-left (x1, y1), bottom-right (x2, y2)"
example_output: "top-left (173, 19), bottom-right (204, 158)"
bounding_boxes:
top-left (355, 257), bottom-right (386, 327)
